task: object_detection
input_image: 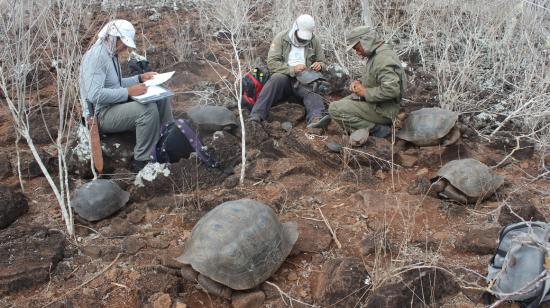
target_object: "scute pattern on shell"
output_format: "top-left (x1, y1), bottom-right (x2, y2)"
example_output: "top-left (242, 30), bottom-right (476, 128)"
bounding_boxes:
top-left (176, 199), bottom-right (298, 290)
top-left (436, 158), bottom-right (504, 199)
top-left (396, 107), bottom-right (458, 146)
top-left (71, 179), bottom-right (130, 221)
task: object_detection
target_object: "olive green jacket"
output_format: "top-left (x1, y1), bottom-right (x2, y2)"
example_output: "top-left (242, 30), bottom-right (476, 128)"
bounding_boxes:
top-left (267, 30), bottom-right (326, 77)
top-left (358, 35), bottom-right (406, 119)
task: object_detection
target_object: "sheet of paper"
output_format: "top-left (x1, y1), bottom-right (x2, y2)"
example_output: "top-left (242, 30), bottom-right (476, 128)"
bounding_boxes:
top-left (132, 85), bottom-right (169, 100)
top-left (144, 71), bottom-right (175, 87)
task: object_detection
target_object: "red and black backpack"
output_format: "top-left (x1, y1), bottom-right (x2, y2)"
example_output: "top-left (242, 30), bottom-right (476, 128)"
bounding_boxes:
top-left (241, 67), bottom-right (270, 110)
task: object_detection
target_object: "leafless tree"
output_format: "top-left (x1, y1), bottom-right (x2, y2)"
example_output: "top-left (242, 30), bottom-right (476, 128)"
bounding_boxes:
top-left (0, 0), bottom-right (87, 236)
top-left (197, 0), bottom-right (259, 185)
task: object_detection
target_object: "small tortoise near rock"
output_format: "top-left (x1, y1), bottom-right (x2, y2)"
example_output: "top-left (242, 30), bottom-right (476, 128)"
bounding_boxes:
top-left (187, 105), bottom-right (239, 135)
top-left (71, 179), bottom-right (130, 222)
top-left (431, 158), bottom-right (504, 204)
top-left (397, 107), bottom-right (461, 146)
top-left (176, 199), bottom-right (298, 304)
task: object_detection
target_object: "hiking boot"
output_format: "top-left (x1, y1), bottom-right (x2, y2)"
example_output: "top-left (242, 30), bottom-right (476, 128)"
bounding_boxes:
top-left (249, 113), bottom-right (262, 123)
top-left (132, 160), bottom-right (149, 173)
top-left (349, 128), bottom-right (370, 147)
top-left (307, 114), bottom-right (331, 129)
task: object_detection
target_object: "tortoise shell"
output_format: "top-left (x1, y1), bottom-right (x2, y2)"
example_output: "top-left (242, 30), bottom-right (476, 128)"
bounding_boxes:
top-left (397, 107), bottom-right (458, 146)
top-left (71, 179), bottom-right (129, 222)
top-left (435, 159), bottom-right (504, 201)
top-left (176, 199), bottom-right (298, 290)
top-left (187, 105), bottom-right (238, 133)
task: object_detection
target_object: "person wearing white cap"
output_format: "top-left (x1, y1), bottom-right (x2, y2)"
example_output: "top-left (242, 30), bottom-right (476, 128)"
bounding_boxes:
top-left (80, 20), bottom-right (173, 172)
top-left (249, 14), bottom-right (331, 129)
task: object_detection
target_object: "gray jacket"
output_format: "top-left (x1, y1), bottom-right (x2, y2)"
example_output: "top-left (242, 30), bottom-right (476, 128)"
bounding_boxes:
top-left (79, 43), bottom-right (139, 116)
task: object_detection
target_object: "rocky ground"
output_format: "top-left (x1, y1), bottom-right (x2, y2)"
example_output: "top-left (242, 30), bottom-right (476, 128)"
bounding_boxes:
top-left (1, 4), bottom-right (549, 308)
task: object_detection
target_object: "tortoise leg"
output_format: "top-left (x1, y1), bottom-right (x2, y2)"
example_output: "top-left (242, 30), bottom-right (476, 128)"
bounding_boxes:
top-left (441, 185), bottom-right (468, 204)
top-left (442, 126), bottom-right (461, 146)
top-left (197, 274), bottom-right (232, 299)
top-left (180, 264), bottom-right (198, 282)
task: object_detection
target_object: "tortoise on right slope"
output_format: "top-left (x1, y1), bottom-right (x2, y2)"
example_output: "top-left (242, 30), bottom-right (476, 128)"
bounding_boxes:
top-left (397, 107), bottom-right (461, 146)
top-left (431, 159), bottom-right (504, 204)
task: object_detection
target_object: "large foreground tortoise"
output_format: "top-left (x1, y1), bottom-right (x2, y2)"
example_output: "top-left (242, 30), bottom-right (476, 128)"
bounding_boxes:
top-left (187, 105), bottom-right (239, 135)
top-left (176, 199), bottom-right (298, 300)
top-left (397, 107), bottom-right (460, 146)
top-left (71, 179), bottom-right (130, 221)
top-left (431, 159), bottom-right (504, 203)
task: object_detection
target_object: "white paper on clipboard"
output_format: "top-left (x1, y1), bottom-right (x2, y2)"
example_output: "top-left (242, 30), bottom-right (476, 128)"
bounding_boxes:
top-left (144, 71), bottom-right (175, 87)
top-left (131, 85), bottom-right (174, 104)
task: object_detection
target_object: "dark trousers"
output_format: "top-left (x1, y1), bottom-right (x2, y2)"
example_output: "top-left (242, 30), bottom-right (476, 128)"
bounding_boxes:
top-left (250, 73), bottom-right (326, 123)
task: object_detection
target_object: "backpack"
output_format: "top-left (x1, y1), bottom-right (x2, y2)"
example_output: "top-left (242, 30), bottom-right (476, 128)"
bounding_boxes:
top-left (151, 119), bottom-right (219, 168)
top-left (487, 221), bottom-right (550, 307)
top-left (241, 67), bottom-right (270, 110)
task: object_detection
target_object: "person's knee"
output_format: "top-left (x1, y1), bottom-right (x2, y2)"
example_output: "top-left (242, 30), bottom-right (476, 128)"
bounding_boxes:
top-left (137, 103), bottom-right (159, 123)
top-left (329, 101), bottom-right (344, 118)
top-left (266, 73), bottom-right (289, 87)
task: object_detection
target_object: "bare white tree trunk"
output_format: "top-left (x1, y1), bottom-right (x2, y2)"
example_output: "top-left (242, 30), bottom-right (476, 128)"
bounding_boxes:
top-left (197, 0), bottom-right (257, 185)
top-left (0, 0), bottom-right (88, 236)
top-left (361, 0), bottom-right (372, 27)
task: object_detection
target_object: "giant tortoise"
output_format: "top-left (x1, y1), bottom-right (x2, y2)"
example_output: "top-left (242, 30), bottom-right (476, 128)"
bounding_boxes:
top-left (71, 179), bottom-right (130, 221)
top-left (176, 199), bottom-right (298, 300)
top-left (187, 105), bottom-right (239, 135)
top-left (431, 158), bottom-right (504, 203)
top-left (397, 107), bottom-right (460, 146)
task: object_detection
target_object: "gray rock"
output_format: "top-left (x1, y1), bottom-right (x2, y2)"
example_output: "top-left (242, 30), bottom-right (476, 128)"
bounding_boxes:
top-left (458, 227), bottom-right (500, 255)
top-left (326, 142), bottom-right (342, 153)
top-left (281, 121), bottom-right (293, 132)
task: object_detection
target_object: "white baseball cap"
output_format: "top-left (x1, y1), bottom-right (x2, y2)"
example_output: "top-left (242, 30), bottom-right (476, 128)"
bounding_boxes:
top-left (295, 14), bottom-right (315, 41)
top-left (98, 19), bottom-right (136, 49)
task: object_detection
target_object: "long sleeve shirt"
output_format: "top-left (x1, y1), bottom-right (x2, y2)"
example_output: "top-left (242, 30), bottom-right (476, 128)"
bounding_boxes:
top-left (79, 43), bottom-right (139, 116)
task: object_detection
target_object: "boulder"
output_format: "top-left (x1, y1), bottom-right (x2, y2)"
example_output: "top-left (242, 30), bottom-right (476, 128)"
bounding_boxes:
top-left (136, 272), bottom-right (184, 303)
top-left (267, 103), bottom-right (305, 125)
top-left (0, 153), bottom-right (12, 179)
top-left (0, 226), bottom-right (65, 294)
top-left (28, 107), bottom-right (59, 145)
top-left (0, 185), bottom-right (28, 229)
top-left (498, 197), bottom-right (546, 226)
top-left (131, 159), bottom-right (227, 202)
top-left (290, 220), bottom-right (332, 256)
top-left (312, 258), bottom-right (370, 307)
top-left (68, 128), bottom-right (135, 177)
top-left (366, 267), bottom-right (459, 307)
top-left (232, 291), bottom-right (266, 308)
top-left (457, 227), bottom-right (500, 255)
top-left (11, 148), bottom-right (57, 179)
top-left (204, 130), bottom-right (241, 170)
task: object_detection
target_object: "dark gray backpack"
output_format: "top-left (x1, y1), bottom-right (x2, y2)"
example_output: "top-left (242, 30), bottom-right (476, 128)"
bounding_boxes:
top-left (487, 221), bottom-right (550, 307)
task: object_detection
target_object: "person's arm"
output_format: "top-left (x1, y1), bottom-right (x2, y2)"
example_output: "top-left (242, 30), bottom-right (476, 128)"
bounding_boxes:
top-left (82, 58), bottom-right (128, 106)
top-left (121, 75), bottom-right (139, 87)
top-left (312, 38), bottom-right (327, 72)
top-left (267, 32), bottom-right (293, 76)
top-left (363, 64), bottom-right (402, 103)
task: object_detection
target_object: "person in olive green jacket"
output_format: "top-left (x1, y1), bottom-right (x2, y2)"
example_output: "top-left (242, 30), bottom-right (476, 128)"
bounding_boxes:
top-left (329, 26), bottom-right (406, 146)
top-left (250, 14), bottom-right (331, 128)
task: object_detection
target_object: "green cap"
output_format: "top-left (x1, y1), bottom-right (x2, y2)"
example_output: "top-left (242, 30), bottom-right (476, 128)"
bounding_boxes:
top-left (346, 26), bottom-right (372, 51)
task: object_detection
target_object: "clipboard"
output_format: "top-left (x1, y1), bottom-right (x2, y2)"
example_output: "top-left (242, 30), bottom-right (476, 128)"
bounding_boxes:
top-left (131, 85), bottom-right (174, 104)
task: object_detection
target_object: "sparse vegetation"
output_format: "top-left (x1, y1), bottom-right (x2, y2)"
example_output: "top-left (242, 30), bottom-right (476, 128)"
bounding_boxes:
top-left (0, 0), bottom-right (548, 307)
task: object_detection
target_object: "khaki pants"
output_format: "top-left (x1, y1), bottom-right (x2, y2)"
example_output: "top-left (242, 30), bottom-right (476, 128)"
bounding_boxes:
top-left (329, 95), bottom-right (392, 132)
top-left (99, 98), bottom-right (173, 161)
